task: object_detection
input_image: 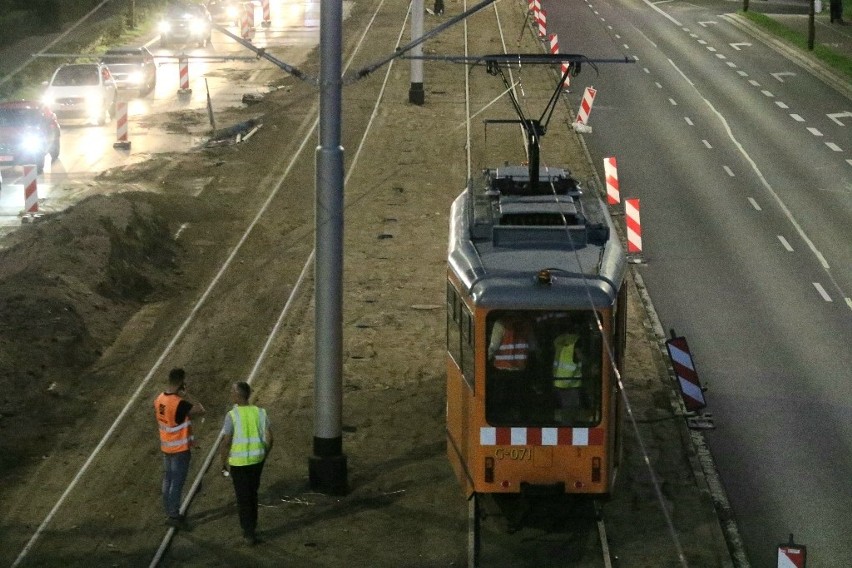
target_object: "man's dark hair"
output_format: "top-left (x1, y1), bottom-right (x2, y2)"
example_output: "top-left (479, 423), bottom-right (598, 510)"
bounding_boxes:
top-left (234, 381), bottom-right (251, 401)
top-left (168, 368), bottom-right (186, 387)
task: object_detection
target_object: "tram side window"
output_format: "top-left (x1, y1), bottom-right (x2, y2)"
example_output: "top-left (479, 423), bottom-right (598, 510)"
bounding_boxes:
top-left (447, 284), bottom-right (475, 389)
top-left (447, 283), bottom-right (461, 367)
top-left (485, 310), bottom-right (602, 427)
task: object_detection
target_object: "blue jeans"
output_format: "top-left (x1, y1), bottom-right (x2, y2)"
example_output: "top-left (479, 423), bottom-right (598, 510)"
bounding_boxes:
top-left (162, 450), bottom-right (191, 518)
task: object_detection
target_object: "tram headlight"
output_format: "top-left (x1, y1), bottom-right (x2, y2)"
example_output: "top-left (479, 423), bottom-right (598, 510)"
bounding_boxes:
top-left (536, 269), bottom-right (553, 285)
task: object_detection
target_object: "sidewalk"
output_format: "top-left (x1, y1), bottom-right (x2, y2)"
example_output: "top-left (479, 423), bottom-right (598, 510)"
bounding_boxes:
top-left (728, 5), bottom-right (852, 100)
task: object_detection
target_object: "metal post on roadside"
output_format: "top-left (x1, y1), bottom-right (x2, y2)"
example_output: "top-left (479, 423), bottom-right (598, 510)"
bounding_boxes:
top-left (310, 0), bottom-right (348, 496)
top-left (808, 0), bottom-right (816, 50)
top-left (409, 0), bottom-right (425, 105)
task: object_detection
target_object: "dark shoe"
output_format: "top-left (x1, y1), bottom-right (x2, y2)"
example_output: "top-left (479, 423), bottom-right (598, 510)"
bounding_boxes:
top-left (243, 534), bottom-right (258, 546)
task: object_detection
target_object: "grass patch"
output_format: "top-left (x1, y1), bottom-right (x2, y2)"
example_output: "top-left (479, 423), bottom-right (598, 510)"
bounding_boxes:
top-left (742, 10), bottom-right (852, 80)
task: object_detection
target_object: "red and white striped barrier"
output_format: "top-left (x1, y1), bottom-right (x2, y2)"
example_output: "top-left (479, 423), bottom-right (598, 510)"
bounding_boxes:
top-left (625, 197), bottom-right (642, 254)
top-left (574, 86), bottom-right (596, 128)
top-left (548, 34), bottom-right (571, 91)
top-left (665, 336), bottom-right (707, 412)
top-left (241, 2), bottom-right (255, 39)
top-left (603, 157), bottom-right (619, 205)
top-left (261, 0), bottom-right (271, 26)
top-left (113, 101), bottom-right (131, 150)
top-left (23, 165), bottom-right (39, 218)
top-left (536, 8), bottom-right (547, 37)
top-left (777, 536), bottom-right (807, 568)
top-left (178, 55), bottom-right (191, 95)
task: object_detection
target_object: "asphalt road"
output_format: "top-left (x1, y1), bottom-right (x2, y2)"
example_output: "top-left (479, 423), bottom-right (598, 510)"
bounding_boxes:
top-left (542, 0), bottom-right (852, 566)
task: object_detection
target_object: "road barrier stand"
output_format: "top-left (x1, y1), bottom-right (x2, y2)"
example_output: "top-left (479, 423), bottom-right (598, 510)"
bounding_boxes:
top-left (21, 165), bottom-right (42, 223)
top-left (536, 8), bottom-right (547, 38)
top-left (777, 534), bottom-right (807, 568)
top-left (664, 333), bottom-right (714, 428)
top-left (113, 102), bottom-right (131, 150)
top-left (241, 2), bottom-right (255, 39)
top-left (625, 197), bottom-right (643, 263)
top-left (604, 157), bottom-right (620, 206)
top-left (262, 0), bottom-right (271, 27)
top-left (573, 86), bottom-right (596, 133)
top-left (178, 55), bottom-right (192, 96)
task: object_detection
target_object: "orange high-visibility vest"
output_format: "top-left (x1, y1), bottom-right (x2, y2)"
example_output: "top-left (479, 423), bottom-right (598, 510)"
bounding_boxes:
top-left (493, 321), bottom-right (532, 371)
top-left (154, 393), bottom-right (193, 453)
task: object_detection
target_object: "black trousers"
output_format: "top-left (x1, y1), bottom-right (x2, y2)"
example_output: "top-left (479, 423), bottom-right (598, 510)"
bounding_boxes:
top-left (230, 460), bottom-right (265, 537)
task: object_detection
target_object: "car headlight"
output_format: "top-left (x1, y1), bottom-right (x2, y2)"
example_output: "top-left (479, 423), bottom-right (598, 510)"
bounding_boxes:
top-left (158, 20), bottom-right (171, 33)
top-left (226, 6), bottom-right (239, 19)
top-left (42, 93), bottom-right (55, 107)
top-left (85, 93), bottom-right (103, 112)
top-left (189, 19), bottom-right (207, 34)
top-left (20, 133), bottom-right (45, 153)
top-left (128, 71), bottom-right (143, 85)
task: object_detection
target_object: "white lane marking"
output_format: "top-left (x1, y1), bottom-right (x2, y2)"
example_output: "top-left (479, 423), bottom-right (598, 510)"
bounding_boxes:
top-left (684, 117), bottom-right (694, 125)
top-left (748, 79), bottom-right (761, 87)
top-left (807, 127), bottom-right (823, 136)
top-left (643, 0), bottom-right (683, 25)
top-left (761, 90), bottom-right (774, 97)
top-left (706, 46), bottom-right (717, 52)
top-left (813, 282), bottom-right (832, 302)
top-left (730, 42), bottom-right (752, 50)
top-left (703, 139), bottom-right (713, 148)
top-left (771, 72), bottom-right (796, 82)
top-left (698, 20), bottom-right (717, 27)
top-left (698, 39), bottom-right (708, 45)
top-left (727, 61), bottom-right (738, 68)
top-left (669, 98), bottom-right (678, 105)
top-left (790, 114), bottom-right (805, 122)
top-left (825, 142), bottom-right (842, 152)
top-left (174, 222), bottom-right (189, 239)
top-left (656, 82), bottom-right (663, 88)
top-left (624, 43), bottom-right (630, 50)
top-left (723, 165), bottom-right (735, 177)
top-left (777, 235), bottom-right (793, 251)
top-left (716, 54), bottom-right (727, 60)
top-left (737, 70), bottom-right (748, 76)
top-left (846, 159), bottom-right (852, 166)
top-left (644, 67), bottom-right (651, 73)
top-left (827, 111), bottom-right (852, 126)
top-left (776, 101), bottom-right (789, 109)
top-left (748, 197), bottom-right (762, 211)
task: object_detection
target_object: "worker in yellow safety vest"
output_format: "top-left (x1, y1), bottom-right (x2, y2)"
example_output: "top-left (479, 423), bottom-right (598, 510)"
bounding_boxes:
top-left (219, 381), bottom-right (273, 545)
top-left (552, 332), bottom-right (584, 418)
top-left (154, 367), bottom-right (205, 528)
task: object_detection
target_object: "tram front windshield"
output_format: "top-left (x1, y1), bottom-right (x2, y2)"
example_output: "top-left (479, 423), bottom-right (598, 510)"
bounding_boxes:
top-left (485, 310), bottom-right (602, 427)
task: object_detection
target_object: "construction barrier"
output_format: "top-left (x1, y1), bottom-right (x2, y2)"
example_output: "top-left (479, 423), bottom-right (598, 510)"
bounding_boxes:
top-left (625, 197), bottom-right (642, 254)
top-left (575, 86), bottom-right (596, 126)
top-left (261, 0), bottom-right (271, 26)
top-left (113, 102), bottom-right (131, 150)
top-left (777, 535), bottom-right (807, 568)
top-left (604, 157), bottom-right (619, 205)
top-left (548, 34), bottom-right (570, 91)
top-left (536, 8), bottom-right (547, 38)
top-left (178, 55), bottom-right (192, 95)
top-left (665, 335), bottom-right (707, 412)
top-left (22, 165), bottom-right (39, 221)
top-left (241, 2), bottom-right (255, 39)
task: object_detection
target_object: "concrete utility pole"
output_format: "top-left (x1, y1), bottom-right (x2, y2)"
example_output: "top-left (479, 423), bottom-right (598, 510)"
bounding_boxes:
top-left (310, 0), bottom-right (348, 494)
top-left (409, 0), bottom-right (425, 105)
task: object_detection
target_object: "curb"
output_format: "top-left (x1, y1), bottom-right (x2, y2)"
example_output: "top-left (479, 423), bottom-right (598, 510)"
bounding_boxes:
top-left (722, 13), bottom-right (852, 102)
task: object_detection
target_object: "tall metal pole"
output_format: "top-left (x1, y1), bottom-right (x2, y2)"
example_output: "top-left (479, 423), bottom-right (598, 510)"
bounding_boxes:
top-left (310, 0), bottom-right (348, 494)
top-left (409, 0), bottom-right (425, 105)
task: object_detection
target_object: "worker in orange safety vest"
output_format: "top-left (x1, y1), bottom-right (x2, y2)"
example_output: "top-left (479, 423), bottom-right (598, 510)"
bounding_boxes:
top-left (154, 367), bottom-right (205, 528)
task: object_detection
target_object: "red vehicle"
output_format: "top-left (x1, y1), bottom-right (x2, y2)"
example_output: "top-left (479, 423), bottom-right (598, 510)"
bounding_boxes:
top-left (0, 100), bottom-right (60, 174)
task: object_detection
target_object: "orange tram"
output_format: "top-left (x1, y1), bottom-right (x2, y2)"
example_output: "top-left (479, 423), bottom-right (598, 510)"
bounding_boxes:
top-left (445, 160), bottom-right (628, 541)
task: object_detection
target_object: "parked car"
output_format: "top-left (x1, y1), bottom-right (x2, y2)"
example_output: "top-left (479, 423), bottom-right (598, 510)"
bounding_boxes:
top-left (205, 0), bottom-right (240, 24)
top-left (42, 63), bottom-right (118, 126)
top-left (158, 3), bottom-right (213, 47)
top-left (0, 100), bottom-right (60, 174)
top-left (101, 46), bottom-right (157, 97)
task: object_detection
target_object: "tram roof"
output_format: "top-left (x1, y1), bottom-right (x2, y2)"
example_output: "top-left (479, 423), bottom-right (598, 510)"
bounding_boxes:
top-left (448, 166), bottom-right (625, 310)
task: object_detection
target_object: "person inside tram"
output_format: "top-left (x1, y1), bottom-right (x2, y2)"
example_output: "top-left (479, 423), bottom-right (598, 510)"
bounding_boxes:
top-left (487, 314), bottom-right (537, 418)
top-left (551, 324), bottom-right (587, 422)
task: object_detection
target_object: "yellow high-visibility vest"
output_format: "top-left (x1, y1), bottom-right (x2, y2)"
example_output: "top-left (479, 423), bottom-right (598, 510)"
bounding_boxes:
top-left (553, 333), bottom-right (582, 388)
top-left (227, 405), bottom-right (267, 466)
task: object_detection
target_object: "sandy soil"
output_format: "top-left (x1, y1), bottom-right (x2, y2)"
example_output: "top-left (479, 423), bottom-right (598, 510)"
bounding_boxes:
top-left (0, 1), bottom-right (734, 566)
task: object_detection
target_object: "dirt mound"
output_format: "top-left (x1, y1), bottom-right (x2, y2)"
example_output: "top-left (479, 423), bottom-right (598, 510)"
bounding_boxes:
top-left (0, 193), bottom-right (179, 473)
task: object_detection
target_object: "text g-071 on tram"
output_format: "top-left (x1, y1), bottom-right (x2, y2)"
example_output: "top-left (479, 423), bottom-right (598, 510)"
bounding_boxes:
top-left (445, 161), bottom-right (627, 500)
